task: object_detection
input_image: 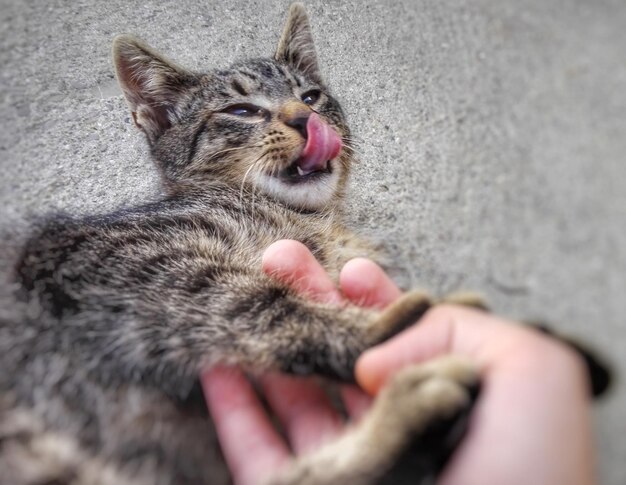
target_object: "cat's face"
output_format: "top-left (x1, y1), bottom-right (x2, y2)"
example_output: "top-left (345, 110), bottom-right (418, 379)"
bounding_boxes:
top-left (113, 4), bottom-right (354, 211)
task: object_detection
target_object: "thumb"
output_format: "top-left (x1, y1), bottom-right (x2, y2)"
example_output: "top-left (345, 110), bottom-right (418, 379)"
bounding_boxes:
top-left (355, 305), bottom-right (535, 395)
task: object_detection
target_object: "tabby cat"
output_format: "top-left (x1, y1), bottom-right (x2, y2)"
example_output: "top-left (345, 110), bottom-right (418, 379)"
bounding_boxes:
top-left (0, 3), bottom-right (606, 485)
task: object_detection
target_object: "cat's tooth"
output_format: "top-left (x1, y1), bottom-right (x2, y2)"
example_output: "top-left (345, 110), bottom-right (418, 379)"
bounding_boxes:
top-left (297, 166), bottom-right (306, 176)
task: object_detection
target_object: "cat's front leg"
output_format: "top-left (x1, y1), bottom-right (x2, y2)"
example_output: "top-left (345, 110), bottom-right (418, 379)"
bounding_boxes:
top-left (257, 288), bottom-right (434, 381)
top-left (264, 356), bottom-right (479, 485)
top-left (99, 265), bottom-right (435, 392)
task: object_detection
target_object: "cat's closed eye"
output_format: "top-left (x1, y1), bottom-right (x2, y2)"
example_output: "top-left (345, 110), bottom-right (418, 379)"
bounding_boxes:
top-left (221, 103), bottom-right (267, 119)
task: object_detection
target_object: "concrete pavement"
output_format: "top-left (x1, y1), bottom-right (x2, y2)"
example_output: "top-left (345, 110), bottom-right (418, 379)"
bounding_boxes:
top-left (1, 1), bottom-right (625, 481)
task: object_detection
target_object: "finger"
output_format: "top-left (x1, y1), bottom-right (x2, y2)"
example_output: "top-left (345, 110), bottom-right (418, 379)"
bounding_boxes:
top-left (339, 257), bottom-right (402, 309)
top-left (340, 384), bottom-right (373, 422)
top-left (262, 239), bottom-right (342, 305)
top-left (261, 373), bottom-right (344, 454)
top-left (201, 367), bottom-right (290, 485)
top-left (356, 305), bottom-right (538, 395)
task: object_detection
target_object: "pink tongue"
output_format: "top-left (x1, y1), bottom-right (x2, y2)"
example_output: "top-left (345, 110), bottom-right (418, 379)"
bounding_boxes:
top-left (298, 112), bottom-right (342, 174)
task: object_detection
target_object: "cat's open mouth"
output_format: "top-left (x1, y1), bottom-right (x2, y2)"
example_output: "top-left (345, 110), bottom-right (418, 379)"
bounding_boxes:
top-left (277, 158), bottom-right (333, 184)
top-left (275, 112), bottom-right (340, 184)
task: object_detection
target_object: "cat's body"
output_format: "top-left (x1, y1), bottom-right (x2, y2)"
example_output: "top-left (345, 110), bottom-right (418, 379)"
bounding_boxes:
top-left (0, 4), bottom-right (482, 484)
top-left (0, 191), bottom-right (370, 485)
top-left (14, 186), bottom-right (376, 388)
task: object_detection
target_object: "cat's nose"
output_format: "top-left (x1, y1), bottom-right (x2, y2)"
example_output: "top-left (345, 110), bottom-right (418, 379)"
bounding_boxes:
top-left (279, 100), bottom-right (312, 139)
top-left (284, 115), bottom-right (310, 139)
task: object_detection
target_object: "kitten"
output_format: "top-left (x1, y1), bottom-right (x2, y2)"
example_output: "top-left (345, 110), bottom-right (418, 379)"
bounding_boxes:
top-left (0, 4), bottom-right (476, 484)
top-left (0, 4), bottom-right (480, 483)
top-left (0, 3), bottom-right (608, 485)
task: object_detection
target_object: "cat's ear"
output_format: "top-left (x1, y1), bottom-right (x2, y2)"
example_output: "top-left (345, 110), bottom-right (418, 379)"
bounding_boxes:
top-left (275, 3), bottom-right (323, 84)
top-left (112, 35), bottom-right (197, 141)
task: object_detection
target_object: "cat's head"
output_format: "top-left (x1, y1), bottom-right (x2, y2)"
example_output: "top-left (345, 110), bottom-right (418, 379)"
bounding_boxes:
top-left (113, 3), bottom-right (354, 211)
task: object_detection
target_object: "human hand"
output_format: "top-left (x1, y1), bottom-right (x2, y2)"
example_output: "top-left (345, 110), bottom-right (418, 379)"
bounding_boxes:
top-left (356, 302), bottom-right (596, 485)
top-left (202, 240), bottom-right (596, 485)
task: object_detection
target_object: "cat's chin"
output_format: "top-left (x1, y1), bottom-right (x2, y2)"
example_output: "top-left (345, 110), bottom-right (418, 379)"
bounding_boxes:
top-left (254, 160), bottom-right (342, 211)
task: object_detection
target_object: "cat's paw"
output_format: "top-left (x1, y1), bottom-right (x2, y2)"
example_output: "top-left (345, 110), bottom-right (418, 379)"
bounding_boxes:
top-left (263, 357), bottom-right (479, 485)
top-left (370, 356), bottom-right (478, 438)
top-left (368, 290), bottom-right (433, 342)
top-left (368, 290), bottom-right (488, 345)
top-left (366, 356), bottom-right (480, 483)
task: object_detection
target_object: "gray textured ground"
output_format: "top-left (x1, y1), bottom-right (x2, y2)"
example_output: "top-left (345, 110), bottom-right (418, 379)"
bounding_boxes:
top-left (1, 0), bottom-right (625, 482)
